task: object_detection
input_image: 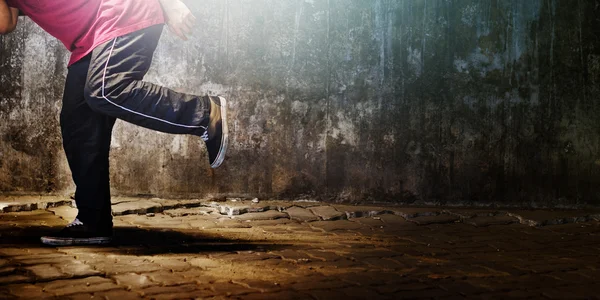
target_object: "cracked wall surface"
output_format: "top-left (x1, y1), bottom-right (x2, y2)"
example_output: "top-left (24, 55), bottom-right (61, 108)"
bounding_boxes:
top-left (0, 0), bottom-right (599, 206)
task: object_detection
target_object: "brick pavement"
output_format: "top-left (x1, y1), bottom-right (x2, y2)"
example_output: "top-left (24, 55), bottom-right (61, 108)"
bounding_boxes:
top-left (0, 197), bottom-right (599, 299)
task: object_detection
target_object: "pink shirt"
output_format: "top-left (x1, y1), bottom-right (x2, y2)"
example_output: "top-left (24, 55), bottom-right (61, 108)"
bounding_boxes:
top-left (7, 0), bottom-right (165, 66)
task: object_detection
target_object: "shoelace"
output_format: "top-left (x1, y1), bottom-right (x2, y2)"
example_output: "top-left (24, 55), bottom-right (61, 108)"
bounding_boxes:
top-left (200, 130), bottom-right (209, 142)
top-left (66, 218), bottom-right (84, 227)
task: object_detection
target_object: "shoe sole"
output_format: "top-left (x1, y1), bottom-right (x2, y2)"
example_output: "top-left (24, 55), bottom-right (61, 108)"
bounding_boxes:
top-left (211, 96), bottom-right (229, 168)
top-left (40, 236), bottom-right (112, 246)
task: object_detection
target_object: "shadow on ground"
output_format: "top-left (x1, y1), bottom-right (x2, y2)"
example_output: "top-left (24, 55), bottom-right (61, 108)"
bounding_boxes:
top-left (0, 225), bottom-right (291, 255)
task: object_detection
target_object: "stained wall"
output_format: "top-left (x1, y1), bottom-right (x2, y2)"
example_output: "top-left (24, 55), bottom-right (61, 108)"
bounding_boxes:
top-left (1, 0), bottom-right (599, 206)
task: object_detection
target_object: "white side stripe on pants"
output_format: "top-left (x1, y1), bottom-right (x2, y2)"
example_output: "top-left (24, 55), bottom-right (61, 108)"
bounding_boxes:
top-left (101, 38), bottom-right (207, 129)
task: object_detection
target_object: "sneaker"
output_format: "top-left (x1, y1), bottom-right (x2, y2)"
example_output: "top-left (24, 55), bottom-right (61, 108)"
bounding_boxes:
top-left (40, 219), bottom-right (113, 246)
top-left (202, 96), bottom-right (229, 168)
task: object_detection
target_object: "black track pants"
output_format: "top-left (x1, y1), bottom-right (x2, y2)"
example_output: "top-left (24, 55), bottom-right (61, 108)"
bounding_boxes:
top-left (60, 24), bottom-right (210, 228)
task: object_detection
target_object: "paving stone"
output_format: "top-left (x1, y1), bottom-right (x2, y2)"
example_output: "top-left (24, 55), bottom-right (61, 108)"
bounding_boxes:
top-left (58, 249), bottom-right (117, 259)
top-left (269, 250), bottom-right (314, 263)
top-left (464, 216), bottom-right (519, 227)
top-left (4, 284), bottom-right (51, 299)
top-left (290, 278), bottom-right (353, 291)
top-left (409, 214), bottom-right (461, 225)
top-left (39, 276), bottom-right (120, 297)
top-left (112, 200), bottom-right (163, 216)
top-left (305, 289), bottom-right (348, 300)
top-left (0, 266), bottom-right (16, 276)
top-left (309, 220), bottom-right (367, 232)
top-left (232, 279), bottom-right (282, 293)
top-left (148, 257), bottom-right (192, 271)
top-left (0, 196), bottom-right (72, 213)
top-left (142, 284), bottom-right (215, 299)
top-left (505, 209), bottom-right (600, 227)
top-left (242, 290), bottom-right (313, 300)
top-left (146, 270), bottom-right (197, 286)
top-left (331, 205), bottom-right (391, 219)
top-left (513, 262), bottom-right (579, 274)
top-left (391, 288), bottom-right (455, 299)
top-left (543, 271), bottom-right (596, 284)
top-left (378, 214), bottom-right (411, 225)
top-left (339, 286), bottom-right (384, 299)
top-left (337, 241), bottom-right (379, 249)
top-left (304, 258), bottom-right (365, 270)
top-left (375, 280), bottom-right (432, 294)
top-left (333, 271), bottom-right (387, 287)
top-left (212, 200), bottom-right (307, 217)
top-left (188, 257), bottom-right (221, 270)
top-left (0, 290), bottom-right (15, 300)
top-left (184, 215), bottom-right (219, 229)
top-left (218, 251), bottom-right (282, 263)
top-left (164, 207), bottom-right (215, 217)
top-left (91, 258), bottom-right (162, 275)
top-left (233, 210), bottom-right (289, 221)
top-left (25, 264), bottom-right (65, 280)
top-left (390, 207), bottom-right (444, 219)
top-left (539, 286), bottom-right (597, 299)
top-left (215, 201), bottom-right (273, 216)
top-left (300, 250), bottom-right (346, 262)
top-left (66, 289), bottom-right (142, 300)
top-left (347, 249), bottom-right (403, 260)
top-left (308, 206), bottom-right (346, 221)
top-left (470, 263), bottom-right (528, 277)
top-left (0, 275), bottom-right (31, 285)
top-left (495, 289), bottom-right (546, 298)
top-left (113, 273), bottom-right (155, 289)
top-left (285, 206), bottom-right (320, 222)
top-left (286, 200), bottom-right (323, 207)
top-left (202, 296), bottom-right (229, 300)
top-left (437, 280), bottom-right (491, 296)
top-left (14, 254), bottom-right (77, 266)
top-left (214, 218), bottom-right (253, 228)
top-left (542, 223), bottom-right (600, 236)
top-left (0, 210), bottom-right (66, 227)
top-left (141, 216), bottom-right (193, 230)
top-left (173, 269), bottom-right (218, 284)
top-left (48, 206), bottom-right (78, 222)
top-left (209, 281), bottom-right (259, 296)
top-left (444, 209), bottom-right (503, 218)
top-left (111, 196), bottom-right (150, 205)
top-left (350, 217), bottom-right (386, 228)
top-left (279, 222), bottom-right (323, 234)
top-left (360, 257), bottom-right (406, 270)
top-left (464, 277), bottom-right (542, 292)
top-left (151, 198), bottom-right (208, 210)
top-left (59, 261), bottom-right (101, 277)
top-left (249, 218), bottom-right (296, 226)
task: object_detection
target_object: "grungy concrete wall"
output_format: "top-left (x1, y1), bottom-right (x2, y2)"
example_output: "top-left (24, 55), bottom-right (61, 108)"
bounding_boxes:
top-left (1, 0), bottom-right (600, 207)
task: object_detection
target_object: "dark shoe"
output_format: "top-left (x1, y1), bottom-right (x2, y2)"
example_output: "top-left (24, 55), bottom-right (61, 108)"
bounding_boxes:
top-left (40, 219), bottom-right (113, 246)
top-left (202, 96), bottom-right (229, 168)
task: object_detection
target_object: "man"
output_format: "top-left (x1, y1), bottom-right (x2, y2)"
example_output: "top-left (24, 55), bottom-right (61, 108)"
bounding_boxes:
top-left (0, 0), bottom-right (228, 246)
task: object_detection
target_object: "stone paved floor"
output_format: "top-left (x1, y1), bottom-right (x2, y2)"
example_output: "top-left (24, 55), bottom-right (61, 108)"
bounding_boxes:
top-left (0, 197), bottom-right (600, 299)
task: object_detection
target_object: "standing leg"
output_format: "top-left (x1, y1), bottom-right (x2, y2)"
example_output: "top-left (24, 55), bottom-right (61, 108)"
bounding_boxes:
top-left (41, 54), bottom-right (115, 246)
